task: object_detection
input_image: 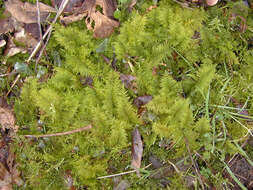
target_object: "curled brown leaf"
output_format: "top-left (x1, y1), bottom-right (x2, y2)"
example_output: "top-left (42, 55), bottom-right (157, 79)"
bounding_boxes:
top-left (84, 0), bottom-right (119, 38)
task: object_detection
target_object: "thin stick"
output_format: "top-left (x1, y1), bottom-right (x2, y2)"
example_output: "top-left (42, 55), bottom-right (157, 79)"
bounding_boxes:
top-left (5, 74), bottom-right (20, 97)
top-left (36, 0), bottom-right (43, 41)
top-left (35, 0), bottom-right (43, 71)
top-left (184, 137), bottom-right (205, 190)
top-left (168, 160), bottom-right (180, 174)
top-left (35, 29), bottom-right (52, 67)
top-left (24, 125), bottom-right (92, 138)
top-left (0, 71), bottom-right (17, 77)
top-left (97, 164), bottom-right (152, 179)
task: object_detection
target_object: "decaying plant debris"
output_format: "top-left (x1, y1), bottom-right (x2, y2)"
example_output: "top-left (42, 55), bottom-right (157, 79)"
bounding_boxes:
top-left (0, 0), bottom-right (253, 189)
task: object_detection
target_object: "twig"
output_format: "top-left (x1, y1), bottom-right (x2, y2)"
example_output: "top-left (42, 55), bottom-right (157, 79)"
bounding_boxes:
top-left (35, 29), bottom-right (52, 68)
top-left (36, 0), bottom-right (43, 41)
top-left (167, 160), bottom-right (180, 174)
top-left (5, 74), bottom-right (20, 97)
top-left (97, 164), bottom-right (152, 179)
top-left (0, 71), bottom-right (17, 77)
top-left (24, 125), bottom-right (92, 138)
top-left (35, 0), bottom-right (43, 71)
top-left (184, 137), bottom-right (205, 190)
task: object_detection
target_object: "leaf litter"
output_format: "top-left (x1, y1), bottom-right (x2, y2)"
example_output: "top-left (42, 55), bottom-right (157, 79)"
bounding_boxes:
top-left (60, 0), bottom-right (119, 38)
top-left (0, 98), bottom-right (21, 190)
top-left (131, 127), bottom-right (143, 176)
top-left (4, 0), bottom-right (55, 24)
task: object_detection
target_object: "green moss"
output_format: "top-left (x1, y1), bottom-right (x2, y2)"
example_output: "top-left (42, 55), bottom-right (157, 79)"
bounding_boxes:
top-left (14, 0), bottom-right (253, 189)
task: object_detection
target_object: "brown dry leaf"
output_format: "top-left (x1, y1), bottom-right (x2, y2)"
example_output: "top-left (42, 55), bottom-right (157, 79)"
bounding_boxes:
top-left (120, 74), bottom-right (136, 89)
top-left (14, 28), bottom-right (39, 49)
top-left (4, 38), bottom-right (26, 59)
top-left (114, 180), bottom-right (130, 190)
top-left (131, 128), bottom-right (143, 176)
top-left (0, 162), bottom-right (12, 188)
top-left (2, 25), bottom-right (39, 59)
top-left (6, 151), bottom-right (22, 187)
top-left (5, 0), bottom-right (55, 24)
top-left (24, 23), bottom-right (41, 41)
top-left (58, 0), bottom-right (119, 38)
top-left (88, 11), bottom-right (119, 38)
top-left (0, 130), bottom-right (22, 189)
top-left (0, 107), bottom-right (16, 131)
top-left (52, 0), bottom-right (84, 13)
top-left (84, 0), bottom-right (119, 38)
top-left (0, 150), bottom-right (22, 189)
top-left (60, 12), bottom-right (87, 25)
top-left (0, 17), bottom-right (15, 35)
top-left (133, 95), bottom-right (152, 108)
top-left (146, 5), bottom-right (157, 12)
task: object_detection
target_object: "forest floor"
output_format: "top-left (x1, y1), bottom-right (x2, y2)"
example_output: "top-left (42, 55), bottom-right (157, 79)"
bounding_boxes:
top-left (0, 0), bottom-right (253, 189)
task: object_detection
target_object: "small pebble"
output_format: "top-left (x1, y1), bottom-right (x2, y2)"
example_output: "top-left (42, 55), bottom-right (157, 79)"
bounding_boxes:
top-left (0, 40), bottom-right (6, 48)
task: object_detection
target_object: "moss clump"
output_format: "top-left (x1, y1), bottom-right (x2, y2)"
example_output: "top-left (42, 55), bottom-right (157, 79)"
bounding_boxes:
top-left (15, 0), bottom-right (253, 189)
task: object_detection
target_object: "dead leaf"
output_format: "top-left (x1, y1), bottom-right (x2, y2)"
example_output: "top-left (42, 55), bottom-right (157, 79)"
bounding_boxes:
top-left (4, 38), bottom-right (26, 59)
top-left (89, 11), bottom-right (119, 38)
top-left (0, 17), bottom-right (15, 35)
top-left (149, 155), bottom-right (163, 169)
top-left (80, 76), bottom-right (93, 87)
top-left (84, 0), bottom-right (119, 38)
top-left (120, 74), bottom-right (136, 89)
top-left (52, 0), bottom-right (84, 13)
top-left (64, 170), bottom-right (76, 190)
top-left (5, 0), bottom-right (55, 24)
top-left (15, 28), bottom-right (39, 48)
top-left (223, 155), bottom-right (253, 190)
top-left (2, 25), bottom-right (38, 59)
top-left (60, 12), bottom-right (87, 25)
top-left (0, 152), bottom-right (22, 189)
top-left (114, 180), bottom-right (130, 190)
top-left (0, 130), bottom-right (22, 189)
top-left (24, 23), bottom-right (41, 41)
top-left (133, 95), bottom-right (152, 108)
top-left (56, 0), bottom-right (119, 38)
top-left (131, 128), bottom-right (143, 176)
top-left (6, 151), bottom-right (22, 187)
top-left (0, 107), bottom-right (16, 131)
top-left (0, 162), bottom-right (12, 187)
top-left (146, 5), bottom-right (157, 12)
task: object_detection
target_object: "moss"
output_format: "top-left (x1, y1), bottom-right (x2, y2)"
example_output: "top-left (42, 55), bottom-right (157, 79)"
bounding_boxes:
top-left (14, 0), bottom-right (253, 189)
